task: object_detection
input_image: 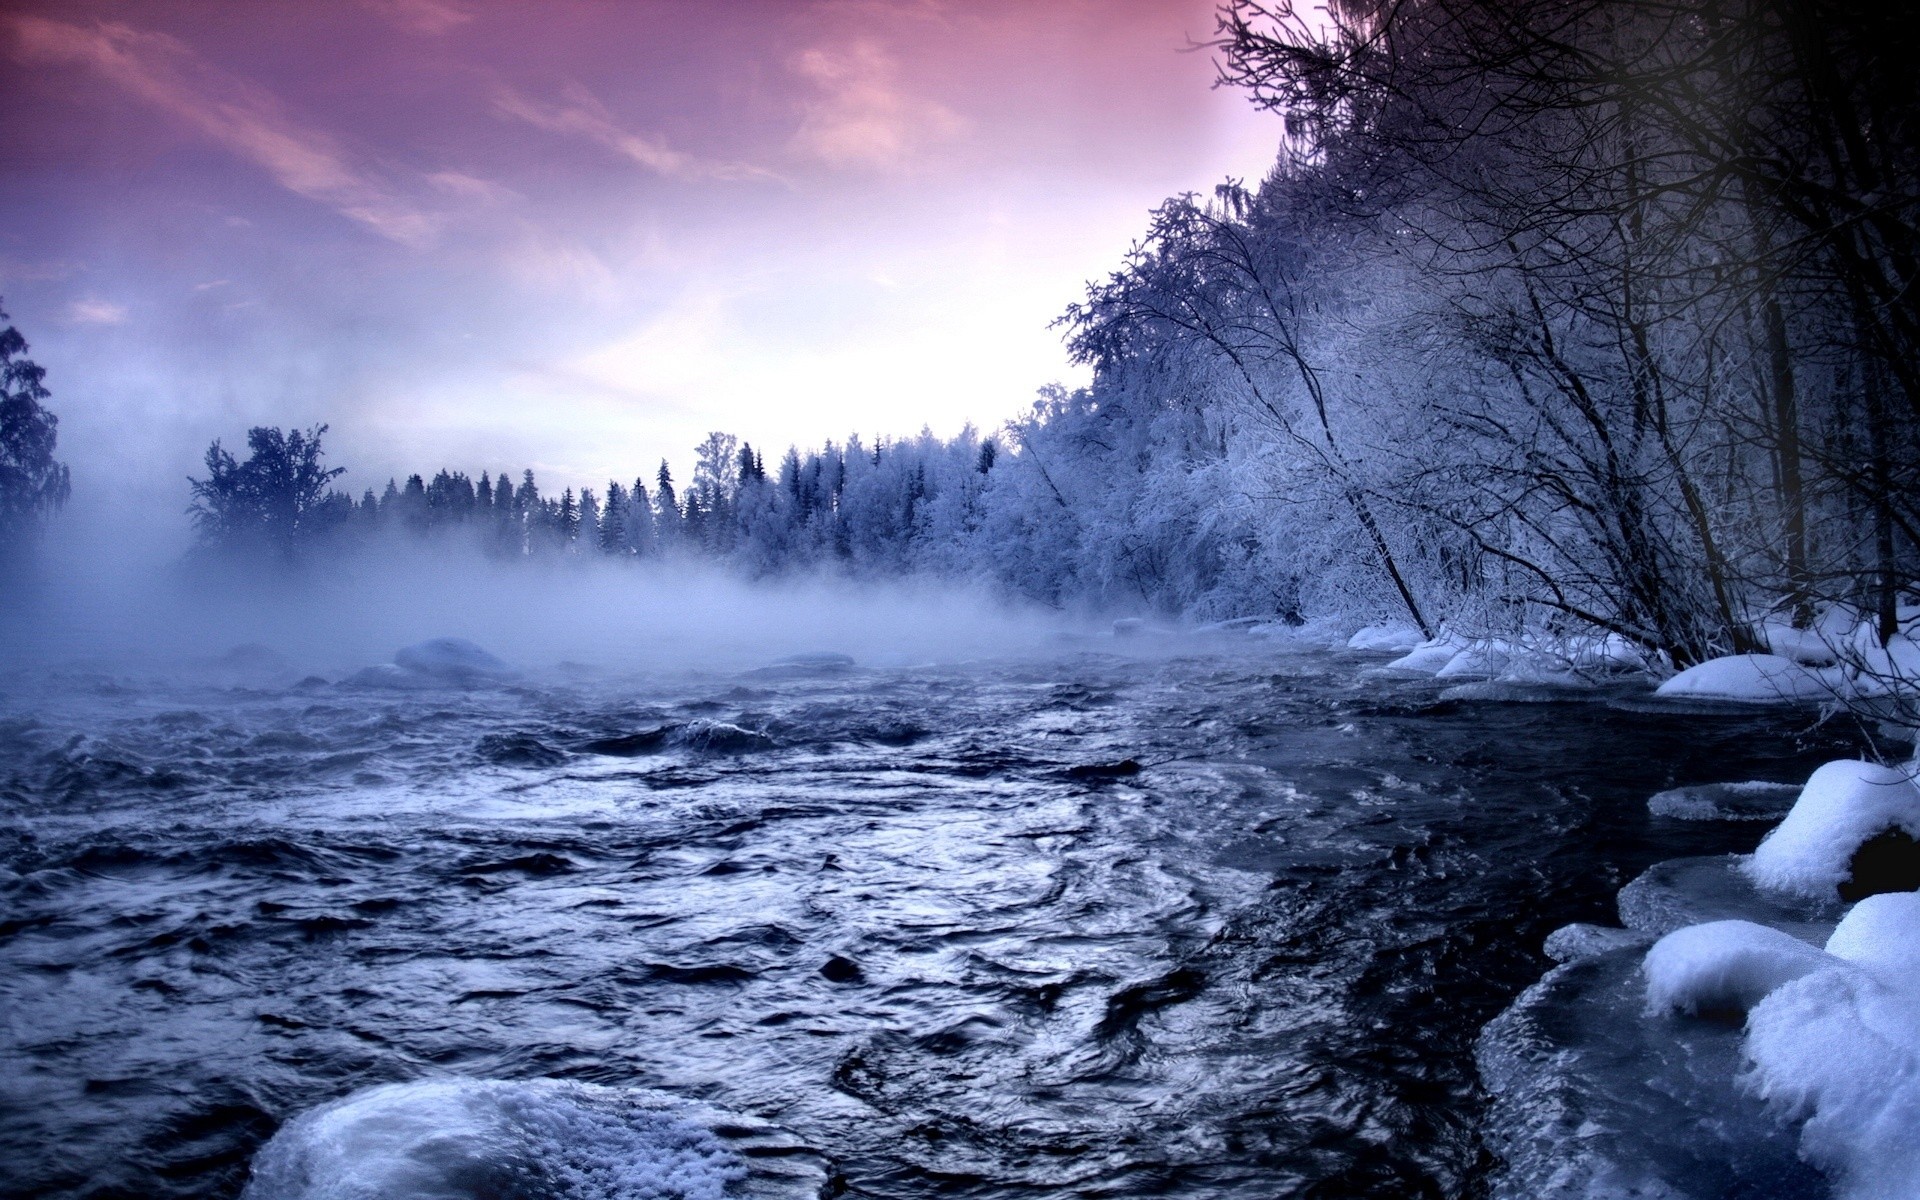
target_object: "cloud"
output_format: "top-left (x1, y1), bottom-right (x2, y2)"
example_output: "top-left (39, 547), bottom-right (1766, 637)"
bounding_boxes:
top-left (5, 15), bottom-right (437, 245)
top-left (788, 40), bottom-right (965, 172)
top-left (493, 84), bottom-right (782, 184)
top-left (69, 298), bottom-right (128, 325)
top-left (357, 0), bottom-right (472, 36)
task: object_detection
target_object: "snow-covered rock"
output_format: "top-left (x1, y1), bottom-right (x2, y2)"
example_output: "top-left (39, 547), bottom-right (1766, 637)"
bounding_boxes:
top-left (1742, 893), bottom-right (1920, 1200)
top-left (242, 1078), bottom-right (744, 1200)
top-left (1760, 622), bottom-right (1841, 666)
top-left (1652, 653), bottom-right (1836, 703)
top-left (1382, 635), bottom-right (1467, 674)
top-left (393, 638), bottom-right (515, 681)
top-left (1346, 622), bottom-right (1424, 653)
top-left (242, 1077), bottom-right (829, 1200)
top-left (1643, 920), bottom-right (1834, 1015)
top-left (1434, 642), bottom-right (1511, 680)
top-left (1746, 760), bottom-right (1920, 901)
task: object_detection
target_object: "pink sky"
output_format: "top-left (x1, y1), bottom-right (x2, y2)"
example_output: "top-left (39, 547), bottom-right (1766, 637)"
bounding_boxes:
top-left (0, 0), bottom-right (1279, 515)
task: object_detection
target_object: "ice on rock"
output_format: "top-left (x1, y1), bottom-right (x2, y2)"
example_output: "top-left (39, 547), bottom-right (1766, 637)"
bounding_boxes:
top-left (1652, 653), bottom-right (1836, 703)
top-left (242, 1078), bottom-right (830, 1200)
top-left (1346, 622), bottom-right (1423, 653)
top-left (1642, 920), bottom-right (1834, 1016)
top-left (1617, 854), bottom-right (1843, 941)
top-left (1542, 922), bottom-right (1650, 963)
top-left (1742, 894), bottom-right (1920, 1200)
top-left (1746, 760), bottom-right (1920, 901)
top-left (393, 638), bottom-right (516, 682)
top-left (1648, 781), bottom-right (1803, 822)
top-left (1476, 947), bottom-right (1826, 1199)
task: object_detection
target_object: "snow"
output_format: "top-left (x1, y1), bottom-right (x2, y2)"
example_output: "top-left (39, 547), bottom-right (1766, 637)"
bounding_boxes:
top-left (1433, 642), bottom-right (1511, 680)
top-left (1642, 920), bottom-right (1833, 1016)
top-left (1382, 635), bottom-right (1467, 673)
top-left (1346, 622), bottom-right (1423, 653)
top-left (241, 1078), bottom-right (747, 1200)
top-left (1746, 760), bottom-right (1920, 900)
top-left (1742, 893), bottom-right (1920, 1200)
top-left (393, 638), bottom-right (515, 681)
top-left (1760, 622), bottom-right (1840, 666)
top-left (1652, 653), bottom-right (1836, 703)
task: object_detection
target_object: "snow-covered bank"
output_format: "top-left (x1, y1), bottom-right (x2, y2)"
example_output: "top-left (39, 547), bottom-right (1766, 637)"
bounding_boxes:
top-left (1478, 751), bottom-right (1920, 1199)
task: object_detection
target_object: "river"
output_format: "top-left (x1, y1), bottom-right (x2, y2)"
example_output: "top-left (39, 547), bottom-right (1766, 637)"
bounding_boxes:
top-left (0, 640), bottom-right (1864, 1198)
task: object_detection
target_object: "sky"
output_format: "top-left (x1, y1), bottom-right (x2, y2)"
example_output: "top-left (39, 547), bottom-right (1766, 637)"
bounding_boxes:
top-left (0, 0), bottom-right (1280, 525)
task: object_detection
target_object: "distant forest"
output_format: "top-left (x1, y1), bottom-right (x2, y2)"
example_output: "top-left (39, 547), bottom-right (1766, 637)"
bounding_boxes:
top-left (16, 0), bottom-right (1920, 673)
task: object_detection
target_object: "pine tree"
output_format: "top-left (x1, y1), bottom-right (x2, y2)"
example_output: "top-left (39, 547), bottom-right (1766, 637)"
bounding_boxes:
top-left (0, 304), bottom-right (71, 548)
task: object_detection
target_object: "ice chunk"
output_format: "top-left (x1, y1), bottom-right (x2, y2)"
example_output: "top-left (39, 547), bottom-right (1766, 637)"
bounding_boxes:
top-left (1652, 653), bottom-right (1835, 703)
top-left (393, 638), bottom-right (515, 682)
top-left (1642, 920), bottom-right (1833, 1015)
top-left (242, 1077), bottom-right (829, 1200)
top-left (1346, 622), bottom-right (1423, 653)
top-left (1648, 781), bottom-right (1802, 822)
top-left (1747, 760), bottom-right (1920, 900)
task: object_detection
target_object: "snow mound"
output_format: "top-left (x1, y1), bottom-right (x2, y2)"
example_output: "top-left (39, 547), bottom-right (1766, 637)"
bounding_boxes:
top-left (1746, 760), bottom-right (1920, 900)
top-left (1642, 920), bottom-right (1833, 1015)
top-left (1745, 893), bottom-right (1920, 1200)
top-left (1382, 635), bottom-right (1467, 673)
top-left (394, 638), bottom-right (515, 681)
top-left (1433, 643), bottom-right (1511, 680)
top-left (1648, 781), bottom-right (1802, 822)
top-left (1760, 622), bottom-right (1840, 666)
top-left (1652, 654), bottom-right (1834, 703)
top-left (1346, 622), bottom-right (1423, 653)
top-left (241, 1078), bottom-right (745, 1200)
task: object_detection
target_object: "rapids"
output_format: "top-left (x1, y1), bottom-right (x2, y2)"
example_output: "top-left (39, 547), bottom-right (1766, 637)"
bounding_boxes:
top-left (0, 643), bottom-right (1867, 1198)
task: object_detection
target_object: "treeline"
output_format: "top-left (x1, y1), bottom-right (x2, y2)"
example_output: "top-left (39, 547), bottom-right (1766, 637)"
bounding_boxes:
top-left (190, 0), bottom-right (1920, 665)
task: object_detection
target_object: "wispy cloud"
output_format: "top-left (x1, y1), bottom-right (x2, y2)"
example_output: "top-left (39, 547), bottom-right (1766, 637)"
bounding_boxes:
top-left (69, 298), bottom-right (127, 325)
top-left (493, 84), bottom-right (782, 184)
top-left (5, 15), bottom-right (437, 245)
top-left (358, 0), bottom-right (472, 36)
top-left (788, 40), bottom-right (965, 172)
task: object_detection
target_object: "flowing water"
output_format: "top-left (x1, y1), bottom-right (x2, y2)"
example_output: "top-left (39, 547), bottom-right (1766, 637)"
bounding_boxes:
top-left (0, 641), bottom-right (1867, 1198)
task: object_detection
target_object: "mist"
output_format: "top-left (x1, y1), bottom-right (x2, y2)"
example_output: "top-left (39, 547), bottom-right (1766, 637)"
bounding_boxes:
top-left (2, 525), bottom-right (1081, 680)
